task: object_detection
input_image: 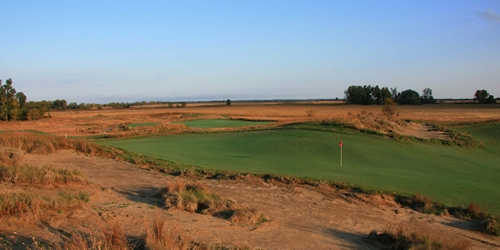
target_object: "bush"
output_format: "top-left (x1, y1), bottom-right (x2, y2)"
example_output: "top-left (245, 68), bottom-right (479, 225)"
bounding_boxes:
top-left (483, 216), bottom-right (500, 236)
top-left (158, 180), bottom-right (228, 214)
top-left (382, 98), bottom-right (397, 116)
top-left (306, 109), bottom-right (317, 117)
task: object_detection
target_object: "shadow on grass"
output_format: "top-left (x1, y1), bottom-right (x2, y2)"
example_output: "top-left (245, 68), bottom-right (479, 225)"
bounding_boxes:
top-left (286, 223), bottom-right (369, 249)
top-left (440, 219), bottom-right (482, 232)
top-left (116, 186), bottom-right (165, 208)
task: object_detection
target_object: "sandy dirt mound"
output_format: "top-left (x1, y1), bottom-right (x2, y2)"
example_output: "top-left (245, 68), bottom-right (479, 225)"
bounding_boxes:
top-left (346, 111), bottom-right (449, 140)
top-left (0, 150), bottom-right (493, 249)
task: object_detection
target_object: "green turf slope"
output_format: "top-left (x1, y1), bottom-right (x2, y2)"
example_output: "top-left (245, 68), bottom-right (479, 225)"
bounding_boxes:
top-left (101, 123), bottom-right (500, 213)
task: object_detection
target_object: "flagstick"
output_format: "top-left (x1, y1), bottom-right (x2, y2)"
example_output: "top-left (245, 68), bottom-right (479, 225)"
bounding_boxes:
top-left (340, 144), bottom-right (342, 166)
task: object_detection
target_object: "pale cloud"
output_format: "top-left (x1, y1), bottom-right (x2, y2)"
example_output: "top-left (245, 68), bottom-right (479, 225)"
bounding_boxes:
top-left (476, 9), bottom-right (500, 23)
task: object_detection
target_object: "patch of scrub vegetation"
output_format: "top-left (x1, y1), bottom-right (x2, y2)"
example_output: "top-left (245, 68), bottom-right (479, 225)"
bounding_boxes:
top-left (128, 122), bottom-right (161, 128)
top-left (156, 179), bottom-right (265, 224)
top-left (183, 119), bottom-right (271, 128)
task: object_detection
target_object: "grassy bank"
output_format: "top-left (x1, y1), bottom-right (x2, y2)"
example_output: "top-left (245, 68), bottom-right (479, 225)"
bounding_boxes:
top-left (99, 122), bottom-right (500, 213)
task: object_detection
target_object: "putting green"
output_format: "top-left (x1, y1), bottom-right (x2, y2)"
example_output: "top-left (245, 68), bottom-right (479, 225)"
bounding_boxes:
top-left (183, 119), bottom-right (271, 128)
top-left (100, 123), bottom-right (500, 213)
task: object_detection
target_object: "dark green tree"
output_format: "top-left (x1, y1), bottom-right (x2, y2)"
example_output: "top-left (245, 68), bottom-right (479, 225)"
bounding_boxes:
top-left (16, 92), bottom-right (27, 108)
top-left (0, 78), bottom-right (20, 121)
top-left (474, 90), bottom-right (496, 104)
top-left (421, 88), bottom-right (437, 104)
top-left (345, 85), bottom-right (391, 105)
top-left (226, 99), bottom-right (231, 105)
top-left (398, 89), bottom-right (421, 105)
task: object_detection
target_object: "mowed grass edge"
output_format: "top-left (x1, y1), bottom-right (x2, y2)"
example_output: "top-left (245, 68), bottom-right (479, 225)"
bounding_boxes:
top-left (99, 122), bottom-right (500, 214)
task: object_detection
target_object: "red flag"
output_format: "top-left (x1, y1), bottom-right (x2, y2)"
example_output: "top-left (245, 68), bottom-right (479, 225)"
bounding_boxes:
top-left (339, 140), bottom-right (343, 147)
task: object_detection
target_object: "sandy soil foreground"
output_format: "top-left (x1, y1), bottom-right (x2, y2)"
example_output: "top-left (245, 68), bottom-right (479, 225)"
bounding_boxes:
top-left (0, 150), bottom-right (497, 249)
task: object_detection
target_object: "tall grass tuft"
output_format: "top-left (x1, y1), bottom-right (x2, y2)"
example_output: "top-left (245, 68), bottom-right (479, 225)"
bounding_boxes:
top-left (158, 180), bottom-right (228, 214)
top-left (157, 180), bottom-right (266, 224)
top-left (144, 218), bottom-right (193, 250)
top-left (65, 222), bottom-right (130, 250)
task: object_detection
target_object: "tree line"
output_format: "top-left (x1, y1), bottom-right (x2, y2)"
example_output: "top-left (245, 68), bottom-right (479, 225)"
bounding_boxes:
top-left (345, 85), bottom-right (496, 105)
top-left (0, 78), bottom-right (192, 121)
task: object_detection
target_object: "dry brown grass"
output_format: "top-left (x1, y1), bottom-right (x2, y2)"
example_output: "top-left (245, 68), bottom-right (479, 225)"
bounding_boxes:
top-left (0, 165), bottom-right (88, 186)
top-left (368, 223), bottom-right (473, 250)
top-left (62, 222), bottom-right (130, 250)
top-left (157, 180), bottom-right (264, 225)
top-left (229, 208), bottom-right (265, 224)
top-left (158, 180), bottom-right (228, 214)
top-left (0, 132), bottom-right (106, 157)
top-left (0, 190), bottom-right (89, 217)
top-left (144, 218), bottom-right (194, 250)
top-left (2, 103), bottom-right (498, 137)
top-left (0, 147), bottom-right (22, 166)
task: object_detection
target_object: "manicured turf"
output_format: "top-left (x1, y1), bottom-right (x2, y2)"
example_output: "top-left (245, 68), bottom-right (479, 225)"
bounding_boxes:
top-left (100, 123), bottom-right (500, 213)
top-left (128, 122), bottom-right (160, 128)
top-left (183, 119), bottom-right (271, 128)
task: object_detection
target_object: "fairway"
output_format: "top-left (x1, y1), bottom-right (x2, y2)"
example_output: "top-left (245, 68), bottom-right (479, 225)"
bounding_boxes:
top-left (100, 123), bottom-right (500, 213)
top-left (183, 119), bottom-right (271, 128)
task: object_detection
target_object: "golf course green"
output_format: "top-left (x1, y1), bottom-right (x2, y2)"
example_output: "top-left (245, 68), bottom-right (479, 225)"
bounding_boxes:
top-left (100, 122), bottom-right (500, 213)
top-left (182, 119), bottom-right (271, 128)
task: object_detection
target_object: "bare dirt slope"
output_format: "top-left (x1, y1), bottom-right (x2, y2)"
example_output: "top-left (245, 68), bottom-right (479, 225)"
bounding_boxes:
top-left (4, 150), bottom-right (499, 249)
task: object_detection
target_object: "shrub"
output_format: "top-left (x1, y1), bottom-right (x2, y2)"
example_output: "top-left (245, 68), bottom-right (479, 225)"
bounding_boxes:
top-left (160, 181), bottom-right (228, 214)
top-left (382, 98), bottom-right (397, 116)
top-left (483, 216), bottom-right (500, 236)
top-left (305, 109), bottom-right (317, 117)
top-left (229, 208), bottom-right (266, 224)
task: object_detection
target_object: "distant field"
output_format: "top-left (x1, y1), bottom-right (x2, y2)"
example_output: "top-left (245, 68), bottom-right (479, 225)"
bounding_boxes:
top-left (183, 119), bottom-right (271, 128)
top-left (100, 122), bottom-right (500, 213)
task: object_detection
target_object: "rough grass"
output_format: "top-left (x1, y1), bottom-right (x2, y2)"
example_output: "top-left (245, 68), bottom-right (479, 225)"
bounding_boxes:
top-left (157, 180), bottom-right (229, 214)
top-left (22, 218), bottom-right (251, 250)
top-left (228, 208), bottom-right (266, 224)
top-left (0, 190), bottom-right (89, 217)
top-left (156, 180), bottom-right (264, 224)
top-left (0, 131), bottom-right (107, 157)
top-left (183, 119), bottom-right (271, 128)
top-left (144, 218), bottom-right (194, 250)
top-left (368, 224), bottom-right (472, 250)
top-left (0, 165), bottom-right (88, 186)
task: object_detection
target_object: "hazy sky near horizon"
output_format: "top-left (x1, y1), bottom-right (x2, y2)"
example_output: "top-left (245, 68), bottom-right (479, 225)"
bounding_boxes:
top-left (1, 0), bottom-right (499, 103)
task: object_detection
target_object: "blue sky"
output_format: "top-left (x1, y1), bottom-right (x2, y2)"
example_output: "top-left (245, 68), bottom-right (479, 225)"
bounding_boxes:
top-left (1, 0), bottom-right (499, 103)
